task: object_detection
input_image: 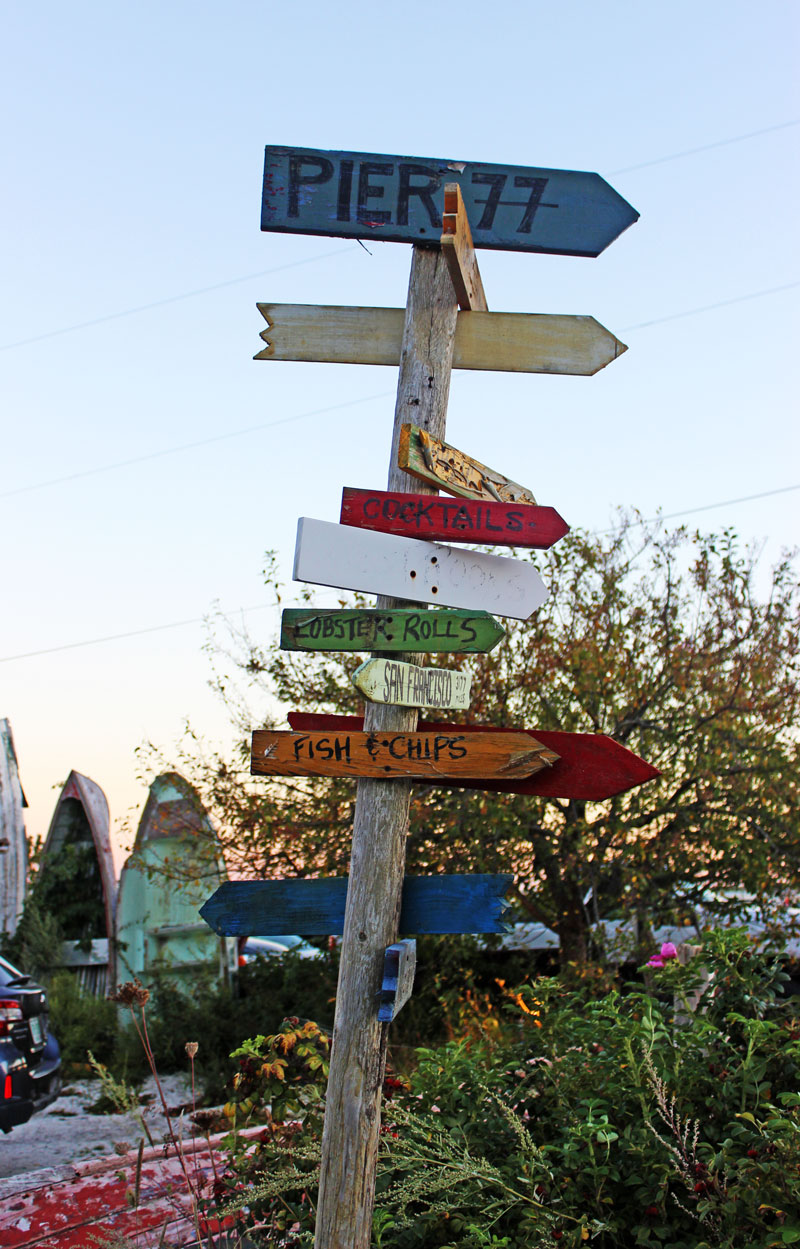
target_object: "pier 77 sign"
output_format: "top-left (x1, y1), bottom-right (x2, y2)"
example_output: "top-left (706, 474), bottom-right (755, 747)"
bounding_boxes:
top-left (262, 145), bottom-right (639, 257)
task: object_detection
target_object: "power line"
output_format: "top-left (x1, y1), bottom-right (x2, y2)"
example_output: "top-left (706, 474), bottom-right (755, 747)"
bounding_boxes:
top-left (0, 605), bottom-right (272, 664)
top-left (0, 246), bottom-right (355, 352)
top-left (622, 280), bottom-right (800, 331)
top-left (598, 482), bottom-right (800, 534)
top-left (1, 120), bottom-right (796, 357)
top-left (611, 119), bottom-right (800, 175)
top-left (0, 390), bottom-right (394, 499)
top-left (3, 277), bottom-right (796, 501)
top-left (3, 481), bottom-right (798, 665)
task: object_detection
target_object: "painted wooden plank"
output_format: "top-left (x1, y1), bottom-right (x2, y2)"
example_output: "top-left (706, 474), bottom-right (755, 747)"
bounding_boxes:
top-left (398, 424), bottom-right (536, 504)
top-left (201, 874), bottom-right (514, 937)
top-left (378, 940), bottom-right (417, 1022)
top-left (293, 518), bottom-right (549, 620)
top-left (0, 1129), bottom-right (259, 1249)
top-left (250, 729), bottom-right (558, 781)
top-left (353, 657), bottom-right (472, 710)
top-left (288, 714), bottom-right (662, 801)
top-left (255, 303), bottom-right (627, 375)
top-left (280, 607), bottom-right (506, 653)
top-left (261, 145), bottom-right (639, 257)
top-left (341, 487), bottom-right (569, 549)
top-left (441, 182), bottom-right (488, 311)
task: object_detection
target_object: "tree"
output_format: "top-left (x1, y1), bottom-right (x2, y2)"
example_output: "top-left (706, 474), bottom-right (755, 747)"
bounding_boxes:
top-left (145, 520), bottom-right (800, 964)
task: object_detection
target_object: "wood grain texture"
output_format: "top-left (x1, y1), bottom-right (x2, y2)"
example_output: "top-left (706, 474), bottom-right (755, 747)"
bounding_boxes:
top-left (378, 941), bottom-right (417, 1022)
top-left (315, 245), bottom-right (458, 1249)
top-left (250, 729), bottom-right (557, 780)
top-left (441, 183), bottom-right (488, 311)
top-left (280, 608), bottom-right (506, 654)
top-left (260, 145), bottom-right (639, 257)
top-left (293, 518), bottom-right (549, 620)
top-left (352, 657), bottom-right (472, 710)
top-left (200, 877), bottom-right (513, 938)
top-left (288, 714), bottom-right (663, 801)
top-left (255, 304), bottom-right (627, 374)
top-left (397, 425), bottom-right (537, 504)
top-left (341, 487), bottom-right (569, 549)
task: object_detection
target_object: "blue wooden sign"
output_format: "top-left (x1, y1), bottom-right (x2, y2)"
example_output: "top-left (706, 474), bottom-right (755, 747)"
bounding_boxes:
top-left (262, 146), bottom-right (639, 258)
top-left (200, 874), bottom-right (513, 937)
top-left (378, 940), bottom-right (417, 1023)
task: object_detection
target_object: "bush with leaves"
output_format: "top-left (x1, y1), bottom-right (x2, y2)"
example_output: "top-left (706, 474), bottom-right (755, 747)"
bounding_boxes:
top-left (208, 930), bottom-right (800, 1248)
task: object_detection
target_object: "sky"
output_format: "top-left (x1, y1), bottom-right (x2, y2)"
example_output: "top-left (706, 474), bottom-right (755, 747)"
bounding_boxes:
top-left (1, 2), bottom-right (798, 870)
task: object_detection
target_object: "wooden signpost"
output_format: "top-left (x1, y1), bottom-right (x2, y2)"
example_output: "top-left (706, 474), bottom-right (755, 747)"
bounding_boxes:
top-left (398, 424), bottom-right (537, 503)
top-left (280, 607), bottom-right (506, 653)
top-left (261, 145), bottom-right (639, 257)
top-left (288, 713), bottom-right (662, 802)
top-left (255, 303), bottom-right (626, 375)
top-left (378, 941), bottom-right (417, 1023)
top-left (201, 875), bottom-right (513, 938)
top-left (212, 148), bottom-right (645, 1249)
top-left (351, 657), bottom-right (472, 711)
top-left (251, 728), bottom-right (557, 781)
top-left (293, 518), bottom-right (549, 619)
top-left (341, 487), bottom-right (569, 548)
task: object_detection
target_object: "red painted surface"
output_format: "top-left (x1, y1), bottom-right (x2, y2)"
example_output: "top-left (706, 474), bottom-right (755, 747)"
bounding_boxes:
top-left (287, 713), bottom-right (661, 800)
top-left (0, 1129), bottom-right (258, 1249)
top-left (340, 487), bottom-right (569, 549)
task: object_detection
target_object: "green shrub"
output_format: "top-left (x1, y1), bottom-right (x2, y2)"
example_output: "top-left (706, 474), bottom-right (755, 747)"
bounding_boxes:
top-left (46, 971), bottom-right (119, 1068)
top-left (208, 930), bottom-right (800, 1248)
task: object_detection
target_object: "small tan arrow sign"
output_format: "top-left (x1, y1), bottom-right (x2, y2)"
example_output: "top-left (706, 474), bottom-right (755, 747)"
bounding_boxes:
top-left (398, 425), bottom-right (537, 504)
top-left (255, 304), bottom-right (626, 375)
top-left (352, 657), bottom-right (472, 710)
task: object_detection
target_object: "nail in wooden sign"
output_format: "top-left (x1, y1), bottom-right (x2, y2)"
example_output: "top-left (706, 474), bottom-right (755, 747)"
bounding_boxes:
top-left (293, 519), bottom-right (549, 620)
top-left (352, 657), bottom-right (472, 711)
top-left (379, 940), bottom-right (417, 1022)
top-left (255, 304), bottom-right (627, 376)
top-left (341, 487), bottom-right (569, 550)
top-left (261, 146), bottom-right (639, 257)
top-left (399, 425), bottom-right (536, 504)
top-left (201, 874), bottom-right (514, 937)
top-left (280, 608), bottom-right (506, 654)
top-left (288, 714), bottom-right (662, 802)
top-left (251, 730), bottom-right (558, 782)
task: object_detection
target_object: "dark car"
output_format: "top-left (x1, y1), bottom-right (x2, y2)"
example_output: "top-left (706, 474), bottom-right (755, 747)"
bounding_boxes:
top-left (0, 953), bottom-right (61, 1133)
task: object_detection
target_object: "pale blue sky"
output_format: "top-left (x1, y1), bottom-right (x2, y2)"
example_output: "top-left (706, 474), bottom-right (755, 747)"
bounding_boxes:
top-left (2, 2), bottom-right (798, 862)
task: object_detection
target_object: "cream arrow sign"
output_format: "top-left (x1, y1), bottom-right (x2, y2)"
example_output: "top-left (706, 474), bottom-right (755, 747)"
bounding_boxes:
top-left (255, 304), bottom-right (626, 375)
top-left (352, 657), bottom-right (472, 710)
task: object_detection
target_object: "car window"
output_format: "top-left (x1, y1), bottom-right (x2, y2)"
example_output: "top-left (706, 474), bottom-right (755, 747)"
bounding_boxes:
top-left (0, 953), bottom-right (25, 985)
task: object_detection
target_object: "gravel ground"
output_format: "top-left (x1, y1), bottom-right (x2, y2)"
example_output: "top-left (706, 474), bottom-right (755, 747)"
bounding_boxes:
top-left (0, 1073), bottom-right (195, 1180)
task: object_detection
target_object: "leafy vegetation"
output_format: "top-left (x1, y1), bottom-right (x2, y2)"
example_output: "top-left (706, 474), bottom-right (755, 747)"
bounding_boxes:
top-left (211, 931), bottom-right (800, 1248)
top-left (138, 520), bottom-right (800, 965)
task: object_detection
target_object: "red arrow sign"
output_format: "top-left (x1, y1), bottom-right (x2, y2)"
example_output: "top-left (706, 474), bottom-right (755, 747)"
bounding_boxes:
top-left (287, 713), bottom-right (660, 800)
top-left (340, 488), bottom-right (569, 550)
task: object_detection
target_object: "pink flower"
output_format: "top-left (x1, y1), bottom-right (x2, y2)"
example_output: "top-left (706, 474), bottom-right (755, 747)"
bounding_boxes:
top-left (647, 955), bottom-right (665, 968)
top-left (660, 942), bottom-right (678, 960)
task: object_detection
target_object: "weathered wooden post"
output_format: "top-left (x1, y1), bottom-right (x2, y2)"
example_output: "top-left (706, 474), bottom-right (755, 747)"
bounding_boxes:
top-left (201, 144), bottom-right (654, 1249)
top-left (314, 242), bottom-right (459, 1248)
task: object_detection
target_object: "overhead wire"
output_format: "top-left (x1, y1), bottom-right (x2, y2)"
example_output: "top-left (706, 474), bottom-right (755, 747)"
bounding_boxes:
top-left (2, 117), bottom-right (798, 664)
top-left (2, 480), bottom-right (798, 664)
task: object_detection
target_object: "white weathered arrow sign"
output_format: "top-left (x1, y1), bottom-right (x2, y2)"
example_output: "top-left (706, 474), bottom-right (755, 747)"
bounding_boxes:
top-left (256, 305), bottom-right (626, 376)
top-left (352, 657), bottom-right (472, 710)
top-left (293, 519), bottom-right (548, 620)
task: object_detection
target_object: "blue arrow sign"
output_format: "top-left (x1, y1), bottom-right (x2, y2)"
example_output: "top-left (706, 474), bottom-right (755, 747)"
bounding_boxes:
top-left (262, 146), bottom-right (638, 258)
top-left (200, 874), bottom-right (513, 937)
